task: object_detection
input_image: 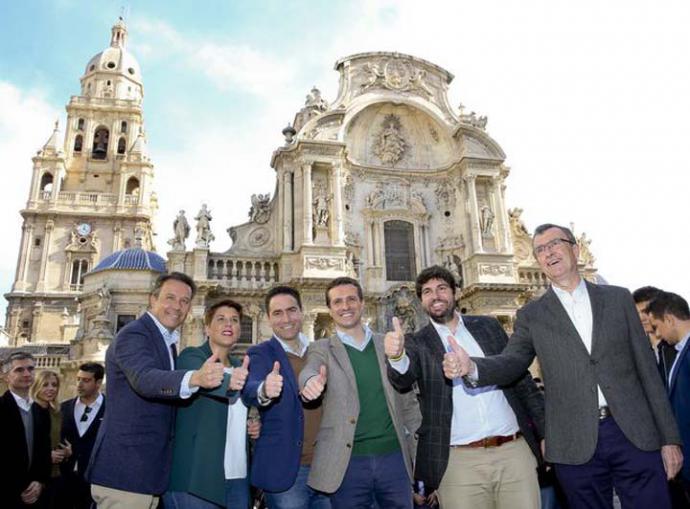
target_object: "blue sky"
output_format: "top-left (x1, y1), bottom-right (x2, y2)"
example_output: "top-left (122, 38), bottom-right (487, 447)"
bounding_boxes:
top-left (1, 0), bottom-right (690, 320)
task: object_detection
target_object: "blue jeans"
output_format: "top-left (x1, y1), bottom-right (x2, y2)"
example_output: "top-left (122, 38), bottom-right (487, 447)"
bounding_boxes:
top-left (264, 464), bottom-right (331, 509)
top-left (164, 477), bottom-right (249, 509)
top-left (330, 450), bottom-right (412, 509)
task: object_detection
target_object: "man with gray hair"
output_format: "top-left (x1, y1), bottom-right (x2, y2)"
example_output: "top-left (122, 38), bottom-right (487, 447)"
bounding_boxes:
top-left (0, 351), bottom-right (51, 508)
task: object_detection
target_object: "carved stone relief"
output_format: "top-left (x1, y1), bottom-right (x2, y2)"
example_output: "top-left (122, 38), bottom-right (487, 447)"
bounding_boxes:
top-left (247, 227), bottom-right (270, 248)
top-left (249, 193), bottom-right (271, 224)
top-left (372, 114), bottom-right (407, 166)
top-left (478, 263), bottom-right (511, 276)
top-left (359, 59), bottom-right (433, 97)
top-left (304, 256), bottom-right (344, 271)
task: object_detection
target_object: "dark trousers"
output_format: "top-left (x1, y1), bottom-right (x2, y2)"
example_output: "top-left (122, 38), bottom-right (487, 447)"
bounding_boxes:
top-left (330, 450), bottom-right (412, 509)
top-left (554, 416), bottom-right (671, 509)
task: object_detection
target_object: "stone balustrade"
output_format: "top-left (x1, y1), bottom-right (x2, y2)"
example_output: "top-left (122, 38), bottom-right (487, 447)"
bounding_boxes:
top-left (518, 268), bottom-right (549, 288)
top-left (207, 255), bottom-right (279, 289)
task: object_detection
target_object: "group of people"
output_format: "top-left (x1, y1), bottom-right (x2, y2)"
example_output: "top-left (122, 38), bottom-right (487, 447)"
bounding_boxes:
top-left (2, 221), bottom-right (690, 509)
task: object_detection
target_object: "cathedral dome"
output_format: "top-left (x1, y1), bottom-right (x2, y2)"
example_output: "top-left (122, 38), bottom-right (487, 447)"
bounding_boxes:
top-left (91, 247), bottom-right (166, 274)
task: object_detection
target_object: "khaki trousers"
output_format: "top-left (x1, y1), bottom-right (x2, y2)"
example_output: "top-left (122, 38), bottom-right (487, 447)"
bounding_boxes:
top-left (438, 436), bottom-right (540, 509)
top-left (91, 484), bottom-right (159, 509)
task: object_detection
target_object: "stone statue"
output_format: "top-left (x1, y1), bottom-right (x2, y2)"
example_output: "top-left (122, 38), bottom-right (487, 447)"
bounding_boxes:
top-left (249, 193), bottom-right (271, 224)
top-left (394, 294), bottom-right (416, 334)
top-left (96, 283), bottom-right (111, 317)
top-left (577, 232), bottom-right (596, 266)
top-left (169, 210), bottom-right (190, 250)
top-left (480, 204), bottom-right (495, 236)
top-left (195, 204), bottom-right (214, 247)
top-left (366, 183), bottom-right (385, 209)
top-left (373, 115), bottom-right (407, 166)
top-left (305, 86), bottom-right (328, 112)
top-left (312, 188), bottom-right (331, 227)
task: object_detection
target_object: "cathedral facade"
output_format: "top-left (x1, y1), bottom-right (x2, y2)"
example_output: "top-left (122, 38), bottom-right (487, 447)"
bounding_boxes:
top-left (2, 20), bottom-right (597, 389)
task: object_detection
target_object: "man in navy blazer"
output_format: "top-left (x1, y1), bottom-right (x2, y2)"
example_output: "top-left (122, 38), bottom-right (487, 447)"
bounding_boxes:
top-left (88, 272), bottom-right (226, 509)
top-left (647, 291), bottom-right (690, 500)
top-left (242, 286), bottom-right (330, 508)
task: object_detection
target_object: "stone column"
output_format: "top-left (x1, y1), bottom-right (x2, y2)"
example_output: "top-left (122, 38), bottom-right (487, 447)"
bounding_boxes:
top-left (492, 177), bottom-right (510, 252)
top-left (282, 169), bottom-right (293, 251)
top-left (303, 163), bottom-right (313, 245)
top-left (13, 222), bottom-right (34, 291)
top-left (36, 220), bottom-right (54, 292)
top-left (303, 312), bottom-right (316, 342)
top-left (464, 175), bottom-right (483, 253)
top-left (332, 164), bottom-right (345, 245)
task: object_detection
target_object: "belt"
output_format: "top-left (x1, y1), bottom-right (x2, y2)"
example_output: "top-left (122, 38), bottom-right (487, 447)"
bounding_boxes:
top-left (599, 406), bottom-right (611, 420)
top-left (452, 432), bottom-right (522, 449)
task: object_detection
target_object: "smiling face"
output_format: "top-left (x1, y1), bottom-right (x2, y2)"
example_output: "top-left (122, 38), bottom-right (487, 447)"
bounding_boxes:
top-left (533, 227), bottom-right (580, 287)
top-left (267, 293), bottom-right (304, 341)
top-left (205, 305), bottom-right (241, 349)
top-left (420, 278), bottom-right (456, 324)
top-left (149, 279), bottom-right (193, 332)
top-left (327, 284), bottom-right (365, 331)
top-left (38, 373), bottom-right (59, 404)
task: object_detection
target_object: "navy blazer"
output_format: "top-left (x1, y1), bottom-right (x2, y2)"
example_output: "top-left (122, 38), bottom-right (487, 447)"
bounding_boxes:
top-left (60, 395), bottom-right (105, 478)
top-left (242, 337), bottom-right (304, 492)
top-left (87, 313), bottom-right (187, 495)
top-left (668, 338), bottom-right (690, 482)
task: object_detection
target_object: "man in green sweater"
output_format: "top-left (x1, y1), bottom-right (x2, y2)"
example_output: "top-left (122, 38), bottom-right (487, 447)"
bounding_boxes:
top-left (300, 277), bottom-right (421, 509)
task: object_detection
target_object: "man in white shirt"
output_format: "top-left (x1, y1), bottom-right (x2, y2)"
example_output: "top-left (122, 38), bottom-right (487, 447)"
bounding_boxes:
top-left (386, 265), bottom-right (544, 508)
top-left (60, 362), bottom-right (105, 509)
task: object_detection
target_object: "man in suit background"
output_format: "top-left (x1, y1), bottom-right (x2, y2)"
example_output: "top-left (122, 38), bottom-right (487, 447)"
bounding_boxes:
top-left (60, 362), bottom-right (105, 509)
top-left (386, 265), bottom-right (544, 508)
top-left (0, 351), bottom-right (51, 508)
top-left (87, 272), bottom-right (226, 509)
top-left (300, 277), bottom-right (421, 509)
top-left (449, 223), bottom-right (682, 509)
top-left (646, 291), bottom-right (690, 500)
top-left (243, 285), bottom-right (330, 508)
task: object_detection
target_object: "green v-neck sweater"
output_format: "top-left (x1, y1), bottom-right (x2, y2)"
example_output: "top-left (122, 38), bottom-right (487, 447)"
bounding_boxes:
top-left (344, 341), bottom-right (400, 455)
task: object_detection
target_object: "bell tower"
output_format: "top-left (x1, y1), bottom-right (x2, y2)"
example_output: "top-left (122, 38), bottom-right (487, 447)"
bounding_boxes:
top-left (4, 18), bottom-right (157, 346)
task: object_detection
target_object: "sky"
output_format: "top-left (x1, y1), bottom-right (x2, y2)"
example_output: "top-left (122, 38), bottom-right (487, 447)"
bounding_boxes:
top-left (1, 0), bottom-right (689, 318)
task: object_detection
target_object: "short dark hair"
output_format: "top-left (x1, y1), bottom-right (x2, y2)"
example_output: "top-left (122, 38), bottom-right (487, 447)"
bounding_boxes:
top-left (264, 286), bottom-right (302, 313)
top-left (632, 286), bottom-right (662, 305)
top-left (325, 277), bottom-right (363, 307)
top-left (204, 299), bottom-right (243, 326)
top-left (1, 351), bottom-right (34, 374)
top-left (646, 292), bottom-right (690, 321)
top-left (151, 272), bottom-right (197, 299)
top-left (415, 265), bottom-right (456, 298)
top-left (533, 223), bottom-right (577, 245)
top-left (79, 362), bottom-right (104, 381)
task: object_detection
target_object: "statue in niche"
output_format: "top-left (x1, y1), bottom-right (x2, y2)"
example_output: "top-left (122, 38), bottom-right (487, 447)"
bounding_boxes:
top-left (394, 294), bottom-right (416, 334)
top-left (249, 193), bottom-right (271, 224)
top-left (373, 114), bottom-right (407, 166)
top-left (96, 283), bottom-right (111, 317)
top-left (312, 188), bottom-right (331, 227)
top-left (366, 183), bottom-right (385, 209)
top-left (169, 210), bottom-right (190, 250)
top-left (480, 204), bottom-right (495, 236)
top-left (195, 204), bottom-right (215, 248)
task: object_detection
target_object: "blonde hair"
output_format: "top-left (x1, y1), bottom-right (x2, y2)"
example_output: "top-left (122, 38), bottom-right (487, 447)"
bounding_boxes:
top-left (30, 370), bottom-right (60, 410)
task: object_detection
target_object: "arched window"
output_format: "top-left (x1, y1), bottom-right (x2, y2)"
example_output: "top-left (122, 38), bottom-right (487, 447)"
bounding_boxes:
top-left (126, 177), bottom-right (140, 195)
top-left (70, 259), bottom-right (89, 290)
top-left (120, 121), bottom-right (127, 133)
top-left (92, 127), bottom-right (109, 159)
top-left (384, 220), bottom-right (416, 281)
top-left (77, 118), bottom-right (84, 130)
top-left (117, 137), bottom-right (126, 154)
top-left (39, 172), bottom-right (53, 192)
top-left (74, 134), bottom-right (83, 152)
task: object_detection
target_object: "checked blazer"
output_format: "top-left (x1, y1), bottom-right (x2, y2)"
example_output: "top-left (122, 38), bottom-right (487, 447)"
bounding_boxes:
top-left (387, 315), bottom-right (545, 492)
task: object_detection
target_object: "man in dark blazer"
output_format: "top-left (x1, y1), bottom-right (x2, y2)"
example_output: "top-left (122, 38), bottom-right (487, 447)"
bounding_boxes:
top-left (387, 265), bottom-right (544, 509)
top-left (450, 224), bottom-right (682, 509)
top-left (60, 362), bottom-right (105, 509)
top-left (242, 286), bottom-right (330, 508)
top-left (87, 272), bottom-right (225, 509)
top-left (647, 291), bottom-right (690, 501)
top-left (0, 351), bottom-right (51, 508)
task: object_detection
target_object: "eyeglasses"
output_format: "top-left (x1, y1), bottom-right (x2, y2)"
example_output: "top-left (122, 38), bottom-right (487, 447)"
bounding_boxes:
top-left (80, 405), bottom-right (93, 422)
top-left (533, 238), bottom-right (575, 256)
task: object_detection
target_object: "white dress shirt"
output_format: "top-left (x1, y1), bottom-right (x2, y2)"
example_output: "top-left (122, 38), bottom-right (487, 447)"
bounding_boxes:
top-left (10, 391), bottom-right (33, 412)
top-left (74, 393), bottom-right (104, 437)
top-left (668, 332), bottom-right (690, 387)
top-left (552, 279), bottom-right (607, 407)
top-left (223, 368), bottom-right (248, 480)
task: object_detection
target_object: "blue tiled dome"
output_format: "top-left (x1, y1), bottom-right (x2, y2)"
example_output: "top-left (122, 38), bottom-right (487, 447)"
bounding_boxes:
top-left (91, 248), bottom-right (166, 274)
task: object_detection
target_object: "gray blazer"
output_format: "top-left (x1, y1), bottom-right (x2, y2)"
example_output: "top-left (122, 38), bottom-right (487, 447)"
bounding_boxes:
top-left (299, 332), bottom-right (421, 494)
top-left (473, 281), bottom-right (681, 465)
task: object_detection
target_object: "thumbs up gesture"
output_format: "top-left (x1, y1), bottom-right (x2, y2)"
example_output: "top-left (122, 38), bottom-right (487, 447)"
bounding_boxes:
top-left (301, 365), bottom-right (327, 401)
top-left (442, 336), bottom-right (473, 379)
top-left (263, 361), bottom-right (284, 399)
top-left (192, 352), bottom-right (225, 389)
top-left (384, 316), bottom-right (406, 360)
top-left (230, 355), bottom-right (250, 391)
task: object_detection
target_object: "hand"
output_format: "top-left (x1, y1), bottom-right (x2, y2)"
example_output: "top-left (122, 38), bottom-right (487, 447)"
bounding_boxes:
top-left (661, 444), bottom-right (683, 480)
top-left (384, 316), bottom-right (405, 359)
top-left (301, 365), bottom-right (327, 401)
top-left (51, 448), bottom-right (66, 464)
top-left (442, 336), bottom-right (472, 379)
top-left (61, 439), bottom-right (72, 459)
top-left (263, 361), bottom-right (284, 399)
top-left (20, 481), bottom-right (42, 505)
top-left (247, 416), bottom-right (261, 439)
top-left (191, 353), bottom-right (225, 389)
top-left (230, 356), bottom-right (250, 391)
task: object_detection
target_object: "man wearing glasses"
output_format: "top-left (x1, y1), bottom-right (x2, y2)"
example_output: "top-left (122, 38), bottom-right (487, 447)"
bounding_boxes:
top-left (447, 223), bottom-right (682, 509)
top-left (61, 362), bottom-right (105, 509)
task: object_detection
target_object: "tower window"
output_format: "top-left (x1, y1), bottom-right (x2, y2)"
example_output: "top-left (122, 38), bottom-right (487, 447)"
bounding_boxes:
top-left (39, 173), bottom-right (53, 198)
top-left (106, 62), bottom-right (116, 69)
top-left (74, 134), bottom-right (83, 152)
top-left (89, 64), bottom-right (95, 72)
top-left (384, 220), bottom-right (416, 281)
top-left (120, 121), bottom-right (127, 133)
top-left (128, 68), bottom-right (135, 75)
top-left (117, 137), bottom-right (126, 154)
top-left (77, 118), bottom-right (84, 130)
top-left (126, 177), bottom-right (140, 195)
top-left (70, 259), bottom-right (89, 290)
top-left (92, 127), bottom-right (109, 159)
top-left (34, 237), bottom-right (41, 247)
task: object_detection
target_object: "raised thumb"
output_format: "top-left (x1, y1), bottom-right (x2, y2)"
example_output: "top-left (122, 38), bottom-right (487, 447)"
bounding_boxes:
top-left (447, 336), bottom-right (462, 354)
top-left (319, 365), bottom-right (327, 380)
top-left (272, 361), bottom-right (281, 374)
top-left (242, 355), bottom-right (250, 369)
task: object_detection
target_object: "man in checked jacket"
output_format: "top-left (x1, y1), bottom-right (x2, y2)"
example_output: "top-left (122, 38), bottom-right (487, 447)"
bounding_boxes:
top-left (386, 265), bottom-right (545, 509)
